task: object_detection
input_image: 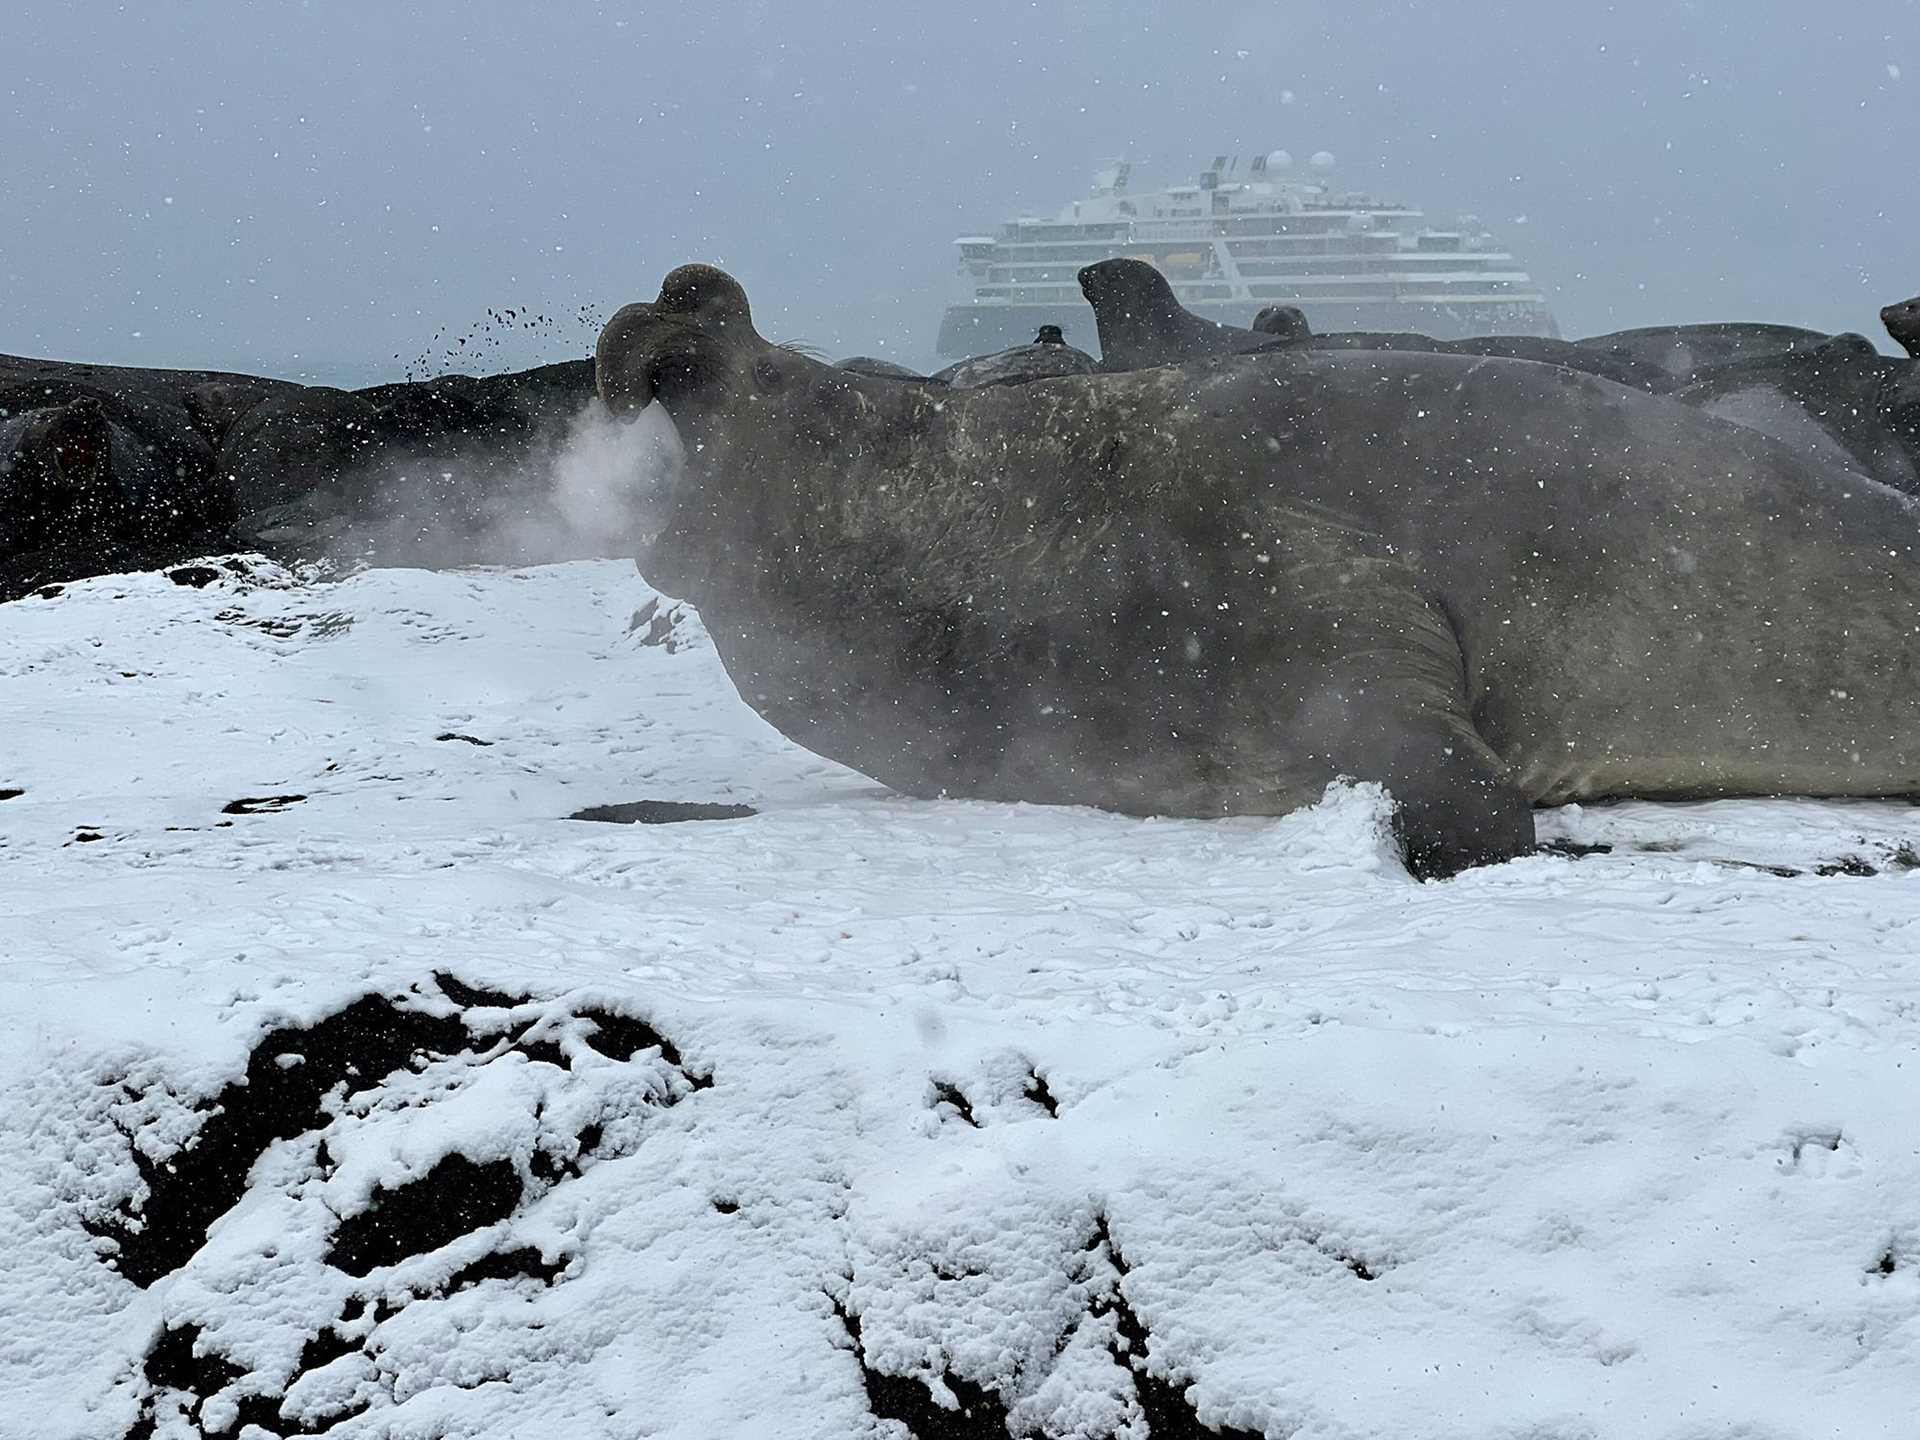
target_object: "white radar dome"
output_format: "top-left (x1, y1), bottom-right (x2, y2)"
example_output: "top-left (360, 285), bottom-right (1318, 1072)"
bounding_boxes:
top-left (1309, 150), bottom-right (1336, 172)
top-left (1264, 149), bottom-right (1294, 170)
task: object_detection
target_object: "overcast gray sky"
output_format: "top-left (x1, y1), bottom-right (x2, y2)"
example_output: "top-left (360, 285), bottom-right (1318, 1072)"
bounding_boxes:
top-left (3, 2), bottom-right (1913, 380)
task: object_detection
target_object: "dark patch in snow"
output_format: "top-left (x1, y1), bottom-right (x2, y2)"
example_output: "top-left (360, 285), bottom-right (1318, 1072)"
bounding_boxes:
top-left (514, 1034), bottom-right (570, 1068)
top-left (167, 564), bottom-right (222, 588)
top-left (1874, 1248), bottom-right (1899, 1276)
top-left (327, 1153), bottom-right (525, 1276)
top-left (582, 1006), bottom-right (709, 1084)
top-left (431, 970), bottom-right (523, 1009)
top-left (712, 1198), bottom-right (740, 1214)
top-left (626, 596), bottom-right (693, 651)
top-left (1787, 1130), bottom-right (1843, 1163)
top-left (221, 794), bottom-right (307, 815)
top-left (92, 993), bottom-right (471, 1287)
top-left (568, 799), bottom-right (757, 824)
top-left (443, 1243), bottom-right (566, 1294)
top-left (931, 1079), bottom-right (980, 1127)
top-left (131, 1320), bottom-right (298, 1439)
top-left (70, 828), bottom-right (105, 844)
top-left (435, 730), bottom-right (494, 745)
top-left (1088, 1216), bottom-right (1266, 1439)
top-left (214, 607), bottom-right (354, 640)
top-left (1540, 838), bottom-right (1613, 858)
top-left (137, 1322), bottom-right (243, 1429)
top-left (35, 582), bottom-right (65, 598)
top-left (95, 978), bottom-right (704, 1433)
top-left (0, 787), bottom-right (22, 800)
top-left (830, 1291), bottom-right (1012, 1438)
top-left (1023, 1068), bottom-right (1060, 1117)
top-left (1814, 855), bottom-right (1878, 877)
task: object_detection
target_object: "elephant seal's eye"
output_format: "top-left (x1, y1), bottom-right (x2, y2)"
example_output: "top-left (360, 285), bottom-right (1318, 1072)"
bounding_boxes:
top-left (752, 356), bottom-right (786, 391)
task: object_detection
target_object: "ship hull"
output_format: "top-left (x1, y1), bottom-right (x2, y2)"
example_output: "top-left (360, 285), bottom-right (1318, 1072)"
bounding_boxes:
top-left (937, 299), bottom-right (1561, 358)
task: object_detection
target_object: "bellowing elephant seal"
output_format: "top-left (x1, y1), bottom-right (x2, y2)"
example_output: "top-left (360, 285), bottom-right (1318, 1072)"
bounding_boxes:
top-left (1882, 296), bottom-right (1920, 360)
top-left (598, 265), bottom-right (1920, 878)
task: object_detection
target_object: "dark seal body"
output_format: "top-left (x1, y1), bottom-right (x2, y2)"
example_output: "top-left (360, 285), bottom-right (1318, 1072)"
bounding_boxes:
top-left (932, 341), bottom-right (1097, 389)
top-left (1668, 334), bottom-right (1920, 494)
top-left (601, 266), bottom-right (1920, 876)
top-left (1882, 296), bottom-right (1920, 359)
top-left (1079, 258), bottom-right (1270, 369)
top-left (1574, 323), bottom-right (1830, 382)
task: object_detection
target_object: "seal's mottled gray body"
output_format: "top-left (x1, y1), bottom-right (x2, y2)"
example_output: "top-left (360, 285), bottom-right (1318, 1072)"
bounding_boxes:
top-left (1574, 323), bottom-right (1831, 382)
top-left (932, 341), bottom-right (1097, 389)
top-left (1669, 333), bottom-right (1920, 495)
top-left (1080, 257), bottom-right (1677, 393)
top-left (599, 265), bottom-right (1920, 876)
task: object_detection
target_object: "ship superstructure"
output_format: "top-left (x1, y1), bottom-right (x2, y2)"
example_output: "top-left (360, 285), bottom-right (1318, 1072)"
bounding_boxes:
top-left (937, 152), bottom-right (1558, 357)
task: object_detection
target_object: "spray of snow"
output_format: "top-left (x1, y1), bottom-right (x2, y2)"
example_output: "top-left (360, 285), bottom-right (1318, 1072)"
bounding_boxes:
top-left (349, 400), bottom-right (686, 569)
top-left (542, 399), bottom-right (686, 557)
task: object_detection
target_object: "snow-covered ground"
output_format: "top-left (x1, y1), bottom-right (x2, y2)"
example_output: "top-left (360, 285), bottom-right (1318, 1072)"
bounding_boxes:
top-left (3, 557), bottom-right (1918, 1439)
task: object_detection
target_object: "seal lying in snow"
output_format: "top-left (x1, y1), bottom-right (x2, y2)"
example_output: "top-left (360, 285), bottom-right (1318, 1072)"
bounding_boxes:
top-left (599, 264), bottom-right (1920, 878)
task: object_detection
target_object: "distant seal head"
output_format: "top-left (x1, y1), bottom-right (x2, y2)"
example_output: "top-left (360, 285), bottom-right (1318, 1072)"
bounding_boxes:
top-left (1880, 295), bottom-right (1920, 359)
top-left (1034, 324), bottom-right (1067, 346)
top-left (599, 264), bottom-right (1920, 878)
top-left (1252, 305), bottom-right (1311, 341)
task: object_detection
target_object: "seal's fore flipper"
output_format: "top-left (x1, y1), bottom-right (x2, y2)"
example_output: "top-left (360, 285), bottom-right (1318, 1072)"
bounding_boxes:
top-left (1259, 502), bottom-right (1534, 878)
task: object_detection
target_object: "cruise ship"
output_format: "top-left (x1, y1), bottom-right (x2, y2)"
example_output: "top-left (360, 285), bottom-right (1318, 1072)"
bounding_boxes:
top-left (936, 152), bottom-right (1559, 357)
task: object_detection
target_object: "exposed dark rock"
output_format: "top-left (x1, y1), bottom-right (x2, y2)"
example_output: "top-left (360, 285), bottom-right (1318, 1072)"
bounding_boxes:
top-left (931, 1080), bottom-right (980, 1128)
top-left (91, 994), bottom-right (472, 1287)
top-left (1023, 1069), bottom-right (1060, 1117)
top-left (434, 731), bottom-right (494, 746)
top-left (167, 564), bottom-right (222, 588)
top-left (1089, 1217), bottom-right (1266, 1440)
top-left (431, 970), bottom-right (523, 1009)
top-left (568, 799), bottom-right (756, 824)
top-left (326, 1153), bottom-right (525, 1277)
top-left (1814, 855), bottom-right (1878, 877)
top-left (831, 1293), bottom-right (1012, 1439)
top-left (221, 794), bottom-right (307, 814)
top-left (1540, 838), bottom-right (1614, 858)
top-left (443, 1244), bottom-right (567, 1293)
